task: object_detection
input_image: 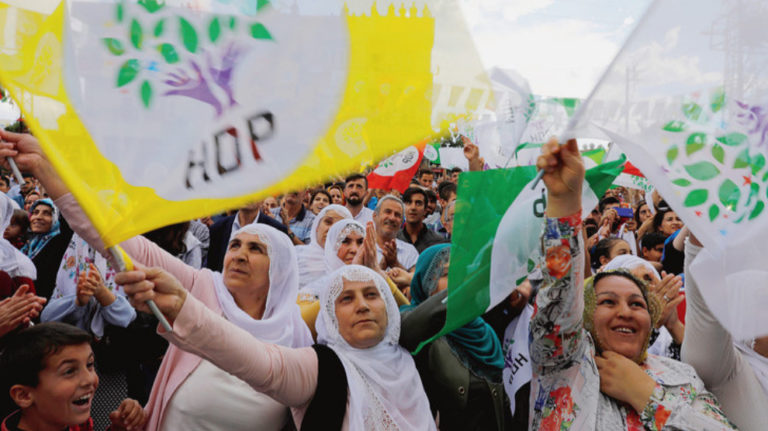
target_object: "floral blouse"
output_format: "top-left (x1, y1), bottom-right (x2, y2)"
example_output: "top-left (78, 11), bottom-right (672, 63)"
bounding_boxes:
top-left (528, 213), bottom-right (737, 430)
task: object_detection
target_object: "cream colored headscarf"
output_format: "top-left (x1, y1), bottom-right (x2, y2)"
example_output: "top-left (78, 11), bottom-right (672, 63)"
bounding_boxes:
top-left (583, 269), bottom-right (663, 364)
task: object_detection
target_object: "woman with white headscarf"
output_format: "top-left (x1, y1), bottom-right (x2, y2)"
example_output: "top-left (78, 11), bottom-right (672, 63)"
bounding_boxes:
top-left (47, 191), bottom-right (313, 430)
top-left (299, 219), bottom-right (365, 302)
top-left (117, 264), bottom-right (436, 430)
top-left (296, 204), bottom-right (352, 289)
top-left (601, 254), bottom-right (685, 360)
top-left (0, 193), bottom-right (36, 296)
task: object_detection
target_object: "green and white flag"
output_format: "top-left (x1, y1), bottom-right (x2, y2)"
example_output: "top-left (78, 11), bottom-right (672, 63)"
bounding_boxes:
top-left (423, 141), bottom-right (441, 165)
top-left (414, 156), bottom-right (625, 353)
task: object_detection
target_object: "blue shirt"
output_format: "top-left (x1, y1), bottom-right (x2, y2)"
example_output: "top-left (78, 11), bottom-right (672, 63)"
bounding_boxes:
top-left (270, 205), bottom-right (315, 244)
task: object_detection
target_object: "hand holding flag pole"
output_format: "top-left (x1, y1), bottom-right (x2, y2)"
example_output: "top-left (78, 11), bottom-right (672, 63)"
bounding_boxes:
top-left (0, 131), bottom-right (171, 332)
top-left (530, 114), bottom-right (581, 190)
top-left (108, 246), bottom-right (173, 333)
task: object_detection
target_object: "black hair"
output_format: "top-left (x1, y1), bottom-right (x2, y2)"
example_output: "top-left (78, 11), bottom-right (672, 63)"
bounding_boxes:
top-left (641, 232), bottom-right (666, 250)
top-left (310, 190), bottom-right (331, 207)
top-left (437, 181), bottom-right (457, 201)
top-left (424, 189), bottom-right (437, 204)
top-left (652, 209), bottom-right (676, 236)
top-left (634, 200), bottom-right (648, 226)
top-left (598, 196), bottom-right (621, 214)
top-left (143, 222), bottom-right (190, 256)
top-left (592, 238), bottom-right (627, 270)
top-left (449, 167), bottom-right (463, 175)
top-left (9, 209), bottom-right (30, 239)
top-left (0, 323), bottom-right (92, 391)
top-left (585, 223), bottom-right (598, 239)
top-left (402, 187), bottom-right (427, 206)
top-left (0, 175), bottom-right (8, 187)
top-left (344, 173), bottom-right (368, 189)
top-left (417, 168), bottom-right (433, 178)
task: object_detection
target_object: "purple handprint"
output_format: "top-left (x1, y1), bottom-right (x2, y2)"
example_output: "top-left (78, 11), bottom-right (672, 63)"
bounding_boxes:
top-left (163, 60), bottom-right (223, 116)
top-left (735, 101), bottom-right (768, 148)
top-left (207, 42), bottom-right (245, 108)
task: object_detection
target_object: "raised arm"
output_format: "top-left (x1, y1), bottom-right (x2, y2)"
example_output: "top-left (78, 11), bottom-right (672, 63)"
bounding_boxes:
top-left (529, 138), bottom-right (587, 373)
top-left (0, 131), bottom-right (201, 289)
top-left (116, 267), bottom-right (319, 408)
top-left (679, 237), bottom-right (768, 430)
top-left (680, 238), bottom-right (738, 387)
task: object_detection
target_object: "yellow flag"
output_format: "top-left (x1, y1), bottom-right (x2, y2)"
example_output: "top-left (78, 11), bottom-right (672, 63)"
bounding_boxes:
top-left (0, 0), bottom-right (490, 247)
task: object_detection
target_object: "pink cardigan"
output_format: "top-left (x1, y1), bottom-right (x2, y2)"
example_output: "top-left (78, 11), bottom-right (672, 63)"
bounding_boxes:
top-left (56, 194), bottom-right (325, 430)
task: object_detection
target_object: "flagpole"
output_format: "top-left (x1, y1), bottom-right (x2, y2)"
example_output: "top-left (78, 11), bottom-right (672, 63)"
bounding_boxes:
top-left (529, 113), bottom-right (581, 190)
top-left (108, 246), bottom-right (173, 333)
top-left (6, 157), bottom-right (24, 185)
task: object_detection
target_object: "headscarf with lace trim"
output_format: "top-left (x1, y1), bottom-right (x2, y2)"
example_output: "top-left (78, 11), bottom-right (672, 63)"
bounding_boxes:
top-left (315, 265), bottom-right (436, 430)
top-left (295, 205), bottom-right (352, 289)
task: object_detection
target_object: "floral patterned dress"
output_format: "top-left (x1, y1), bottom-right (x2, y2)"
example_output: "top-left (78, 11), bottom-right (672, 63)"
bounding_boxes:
top-left (529, 213), bottom-right (738, 430)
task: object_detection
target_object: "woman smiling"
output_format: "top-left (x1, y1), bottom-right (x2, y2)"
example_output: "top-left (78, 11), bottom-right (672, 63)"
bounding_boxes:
top-left (529, 138), bottom-right (736, 430)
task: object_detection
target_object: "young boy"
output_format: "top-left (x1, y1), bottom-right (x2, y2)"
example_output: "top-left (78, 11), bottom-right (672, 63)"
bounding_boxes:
top-left (0, 322), bottom-right (145, 431)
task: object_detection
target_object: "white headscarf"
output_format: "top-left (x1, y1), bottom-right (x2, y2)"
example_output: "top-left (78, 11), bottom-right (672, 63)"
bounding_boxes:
top-left (0, 193), bottom-right (36, 279)
top-left (602, 254), bottom-right (660, 280)
top-left (300, 219), bottom-right (366, 301)
top-left (315, 265), bottom-right (435, 431)
top-left (323, 219), bottom-right (365, 271)
top-left (296, 205), bottom-right (352, 289)
top-left (212, 222), bottom-right (313, 348)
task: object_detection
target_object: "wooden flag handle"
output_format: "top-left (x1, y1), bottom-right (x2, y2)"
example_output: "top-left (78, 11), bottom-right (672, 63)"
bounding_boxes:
top-left (108, 246), bottom-right (173, 333)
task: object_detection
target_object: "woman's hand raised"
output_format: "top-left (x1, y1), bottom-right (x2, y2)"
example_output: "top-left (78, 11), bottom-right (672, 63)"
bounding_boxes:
top-left (115, 265), bottom-right (187, 325)
top-left (0, 130), bottom-right (69, 199)
top-left (536, 137), bottom-right (584, 218)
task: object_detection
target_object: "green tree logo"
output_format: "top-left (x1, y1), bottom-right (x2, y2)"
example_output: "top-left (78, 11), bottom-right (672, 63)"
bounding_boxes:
top-left (102, 0), bottom-right (274, 113)
top-left (663, 87), bottom-right (767, 226)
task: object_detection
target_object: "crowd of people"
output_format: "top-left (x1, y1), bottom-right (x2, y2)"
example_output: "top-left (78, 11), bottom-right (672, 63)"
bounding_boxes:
top-left (0, 128), bottom-right (764, 431)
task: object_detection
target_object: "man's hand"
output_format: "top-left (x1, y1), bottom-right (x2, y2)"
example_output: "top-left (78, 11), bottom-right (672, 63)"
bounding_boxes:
top-left (595, 351), bottom-right (656, 413)
top-left (380, 239), bottom-right (400, 270)
top-left (109, 398), bottom-right (147, 431)
top-left (115, 265), bottom-right (188, 324)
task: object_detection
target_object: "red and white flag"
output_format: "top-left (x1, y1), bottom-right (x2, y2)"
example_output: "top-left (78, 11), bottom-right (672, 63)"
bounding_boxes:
top-left (367, 143), bottom-right (425, 193)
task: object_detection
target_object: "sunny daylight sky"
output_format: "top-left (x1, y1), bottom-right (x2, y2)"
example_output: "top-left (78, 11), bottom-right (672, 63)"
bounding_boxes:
top-left (460, 0), bottom-right (652, 98)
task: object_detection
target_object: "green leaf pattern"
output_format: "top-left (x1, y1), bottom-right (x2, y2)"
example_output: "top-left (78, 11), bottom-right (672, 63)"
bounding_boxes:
top-left (103, 4), bottom-right (274, 112)
top-left (179, 17), bottom-right (199, 52)
top-left (140, 80), bottom-right (152, 107)
top-left (116, 59), bottom-right (140, 87)
top-left (102, 38), bottom-right (125, 55)
top-left (130, 19), bottom-right (143, 49)
top-left (662, 88), bottom-right (768, 226)
top-left (209, 17), bottom-right (221, 43)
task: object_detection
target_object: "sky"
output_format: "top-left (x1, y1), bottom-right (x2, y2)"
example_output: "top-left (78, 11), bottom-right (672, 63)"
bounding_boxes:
top-left (460, 0), bottom-right (652, 98)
